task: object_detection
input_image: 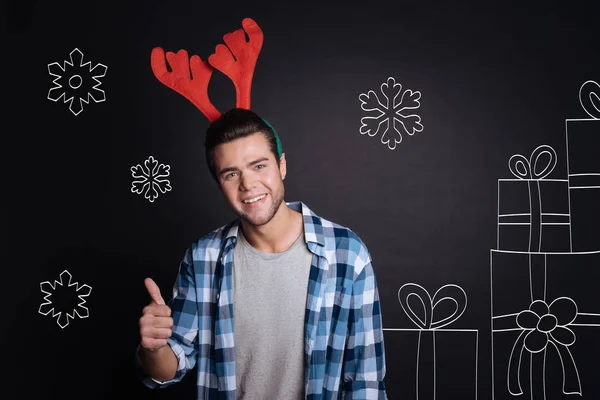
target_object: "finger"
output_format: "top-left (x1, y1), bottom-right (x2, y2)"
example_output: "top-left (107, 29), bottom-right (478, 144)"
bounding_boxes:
top-left (143, 304), bottom-right (172, 318)
top-left (144, 278), bottom-right (165, 305)
top-left (142, 327), bottom-right (173, 340)
top-left (140, 314), bottom-right (172, 332)
top-left (151, 316), bottom-right (174, 329)
top-left (141, 337), bottom-right (169, 351)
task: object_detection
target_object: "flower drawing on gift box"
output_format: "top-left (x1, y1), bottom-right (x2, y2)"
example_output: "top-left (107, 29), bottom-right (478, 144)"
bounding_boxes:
top-left (131, 155), bottom-right (172, 202)
top-left (47, 48), bottom-right (107, 116)
top-left (359, 77), bottom-right (423, 150)
top-left (516, 297), bottom-right (578, 353)
top-left (505, 295), bottom-right (584, 397)
top-left (39, 270), bottom-right (92, 329)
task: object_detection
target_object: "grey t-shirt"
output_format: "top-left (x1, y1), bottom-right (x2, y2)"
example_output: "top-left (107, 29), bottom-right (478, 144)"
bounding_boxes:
top-left (232, 228), bottom-right (313, 399)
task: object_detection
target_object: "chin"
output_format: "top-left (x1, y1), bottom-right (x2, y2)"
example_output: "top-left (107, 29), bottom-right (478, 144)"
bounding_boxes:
top-left (238, 206), bottom-right (275, 227)
top-left (238, 196), bottom-right (283, 227)
top-left (242, 215), bottom-right (272, 227)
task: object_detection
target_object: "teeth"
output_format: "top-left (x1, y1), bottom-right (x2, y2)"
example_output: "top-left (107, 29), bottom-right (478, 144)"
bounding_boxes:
top-left (243, 194), bottom-right (266, 204)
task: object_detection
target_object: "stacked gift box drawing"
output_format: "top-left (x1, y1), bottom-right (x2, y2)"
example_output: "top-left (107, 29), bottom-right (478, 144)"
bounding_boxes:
top-left (491, 80), bottom-right (600, 400)
top-left (382, 80), bottom-right (599, 400)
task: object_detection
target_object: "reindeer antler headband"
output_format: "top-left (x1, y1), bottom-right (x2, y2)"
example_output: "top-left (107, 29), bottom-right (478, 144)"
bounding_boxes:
top-left (150, 17), bottom-right (282, 156)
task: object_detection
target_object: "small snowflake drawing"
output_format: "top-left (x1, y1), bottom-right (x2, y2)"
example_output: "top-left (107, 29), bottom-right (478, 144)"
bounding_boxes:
top-left (39, 270), bottom-right (92, 329)
top-left (47, 48), bottom-right (107, 116)
top-left (131, 155), bottom-right (172, 202)
top-left (359, 77), bottom-right (423, 150)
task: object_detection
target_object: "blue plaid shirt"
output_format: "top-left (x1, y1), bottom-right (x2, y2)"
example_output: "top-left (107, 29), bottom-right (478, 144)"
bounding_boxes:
top-left (136, 201), bottom-right (387, 399)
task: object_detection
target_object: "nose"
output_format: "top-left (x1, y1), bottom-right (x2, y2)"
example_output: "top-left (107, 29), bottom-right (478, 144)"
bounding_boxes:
top-left (239, 172), bottom-right (257, 191)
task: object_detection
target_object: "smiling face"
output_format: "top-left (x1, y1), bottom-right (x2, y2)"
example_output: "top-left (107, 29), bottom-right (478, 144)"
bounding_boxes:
top-left (214, 132), bottom-right (287, 227)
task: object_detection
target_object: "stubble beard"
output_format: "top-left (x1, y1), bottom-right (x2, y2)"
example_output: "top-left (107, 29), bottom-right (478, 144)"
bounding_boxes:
top-left (237, 185), bottom-right (285, 227)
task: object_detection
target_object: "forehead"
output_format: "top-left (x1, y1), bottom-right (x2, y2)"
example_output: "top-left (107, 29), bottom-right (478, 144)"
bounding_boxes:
top-left (214, 132), bottom-right (274, 166)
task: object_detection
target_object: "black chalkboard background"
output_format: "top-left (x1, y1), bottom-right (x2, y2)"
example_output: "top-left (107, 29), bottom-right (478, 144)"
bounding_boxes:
top-left (6, 0), bottom-right (599, 399)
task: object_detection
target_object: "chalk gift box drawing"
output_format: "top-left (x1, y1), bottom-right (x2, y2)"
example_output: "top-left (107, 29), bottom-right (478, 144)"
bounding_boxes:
top-left (490, 251), bottom-right (600, 400)
top-left (497, 145), bottom-right (572, 253)
top-left (383, 283), bottom-right (479, 400)
top-left (491, 80), bottom-right (600, 400)
top-left (565, 80), bottom-right (600, 253)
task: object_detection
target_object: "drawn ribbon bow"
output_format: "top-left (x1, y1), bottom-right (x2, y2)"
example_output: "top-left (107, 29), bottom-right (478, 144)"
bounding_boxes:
top-left (508, 298), bottom-right (582, 398)
top-left (506, 144), bottom-right (558, 252)
top-left (398, 283), bottom-right (467, 329)
top-left (508, 145), bottom-right (557, 181)
top-left (579, 80), bottom-right (600, 119)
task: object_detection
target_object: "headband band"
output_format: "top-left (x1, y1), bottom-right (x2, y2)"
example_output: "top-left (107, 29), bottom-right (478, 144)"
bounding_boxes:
top-left (261, 118), bottom-right (283, 158)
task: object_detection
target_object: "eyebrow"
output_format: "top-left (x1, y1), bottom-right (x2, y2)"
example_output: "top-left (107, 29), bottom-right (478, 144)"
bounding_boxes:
top-left (218, 157), bottom-right (270, 177)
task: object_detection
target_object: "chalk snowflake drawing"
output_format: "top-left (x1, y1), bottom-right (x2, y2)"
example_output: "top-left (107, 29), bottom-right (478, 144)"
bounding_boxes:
top-left (131, 155), bottom-right (172, 202)
top-left (47, 48), bottom-right (107, 116)
top-left (39, 270), bottom-right (92, 329)
top-left (359, 77), bottom-right (423, 150)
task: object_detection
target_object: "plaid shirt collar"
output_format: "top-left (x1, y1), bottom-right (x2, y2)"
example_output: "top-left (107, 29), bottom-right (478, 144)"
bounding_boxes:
top-left (222, 200), bottom-right (326, 255)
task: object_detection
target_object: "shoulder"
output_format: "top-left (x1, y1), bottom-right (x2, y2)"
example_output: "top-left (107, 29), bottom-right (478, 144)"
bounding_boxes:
top-left (317, 214), bottom-right (372, 279)
top-left (189, 220), bottom-right (238, 261)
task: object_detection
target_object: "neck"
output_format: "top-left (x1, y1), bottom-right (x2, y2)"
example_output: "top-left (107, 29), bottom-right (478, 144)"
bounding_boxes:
top-left (240, 202), bottom-right (303, 253)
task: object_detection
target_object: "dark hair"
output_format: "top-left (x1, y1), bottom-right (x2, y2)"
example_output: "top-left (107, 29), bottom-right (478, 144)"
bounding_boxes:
top-left (204, 108), bottom-right (281, 181)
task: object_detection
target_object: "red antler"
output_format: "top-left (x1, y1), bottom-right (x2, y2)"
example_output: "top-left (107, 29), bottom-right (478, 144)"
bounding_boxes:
top-left (208, 18), bottom-right (263, 109)
top-left (150, 48), bottom-right (221, 122)
top-left (150, 18), bottom-right (264, 122)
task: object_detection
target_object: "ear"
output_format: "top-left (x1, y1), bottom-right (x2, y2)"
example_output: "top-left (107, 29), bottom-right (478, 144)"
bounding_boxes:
top-left (279, 153), bottom-right (287, 180)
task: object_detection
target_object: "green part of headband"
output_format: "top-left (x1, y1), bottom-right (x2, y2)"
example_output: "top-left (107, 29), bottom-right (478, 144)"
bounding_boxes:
top-left (261, 118), bottom-right (283, 158)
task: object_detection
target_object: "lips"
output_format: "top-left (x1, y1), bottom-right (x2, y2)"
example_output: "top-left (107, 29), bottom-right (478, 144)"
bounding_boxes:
top-left (241, 194), bottom-right (267, 205)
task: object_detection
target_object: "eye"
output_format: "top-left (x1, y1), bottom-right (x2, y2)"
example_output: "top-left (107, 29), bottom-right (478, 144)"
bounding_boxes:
top-left (256, 164), bottom-right (265, 170)
top-left (225, 172), bottom-right (238, 180)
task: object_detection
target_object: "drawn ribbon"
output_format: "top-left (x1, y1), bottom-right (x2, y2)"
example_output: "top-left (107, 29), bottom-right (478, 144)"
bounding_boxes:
top-left (492, 254), bottom-right (588, 399)
top-left (507, 145), bottom-right (557, 252)
top-left (398, 284), bottom-right (468, 400)
top-left (579, 80), bottom-right (600, 119)
top-left (507, 296), bottom-right (582, 399)
top-left (398, 283), bottom-right (467, 330)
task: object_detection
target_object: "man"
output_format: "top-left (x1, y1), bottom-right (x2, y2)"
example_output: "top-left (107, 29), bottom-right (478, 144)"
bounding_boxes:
top-left (136, 108), bottom-right (387, 399)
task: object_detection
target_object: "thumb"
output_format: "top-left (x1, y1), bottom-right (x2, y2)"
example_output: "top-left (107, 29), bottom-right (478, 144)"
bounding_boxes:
top-left (144, 277), bottom-right (165, 305)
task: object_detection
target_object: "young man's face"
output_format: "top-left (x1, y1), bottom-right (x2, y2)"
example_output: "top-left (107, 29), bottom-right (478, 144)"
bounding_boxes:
top-left (213, 132), bottom-right (286, 227)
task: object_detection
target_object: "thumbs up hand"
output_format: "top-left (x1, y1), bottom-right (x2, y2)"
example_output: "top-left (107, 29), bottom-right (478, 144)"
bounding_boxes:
top-left (139, 278), bottom-right (173, 352)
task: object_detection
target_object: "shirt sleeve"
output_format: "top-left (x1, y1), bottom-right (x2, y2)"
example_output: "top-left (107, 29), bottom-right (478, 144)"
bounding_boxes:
top-left (341, 257), bottom-right (388, 399)
top-left (135, 247), bottom-right (200, 389)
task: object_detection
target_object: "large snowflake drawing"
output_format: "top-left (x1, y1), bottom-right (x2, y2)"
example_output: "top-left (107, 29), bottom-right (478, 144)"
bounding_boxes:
top-left (359, 77), bottom-right (423, 150)
top-left (39, 270), bottom-right (92, 329)
top-left (47, 48), bottom-right (107, 116)
top-left (131, 155), bottom-right (172, 202)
